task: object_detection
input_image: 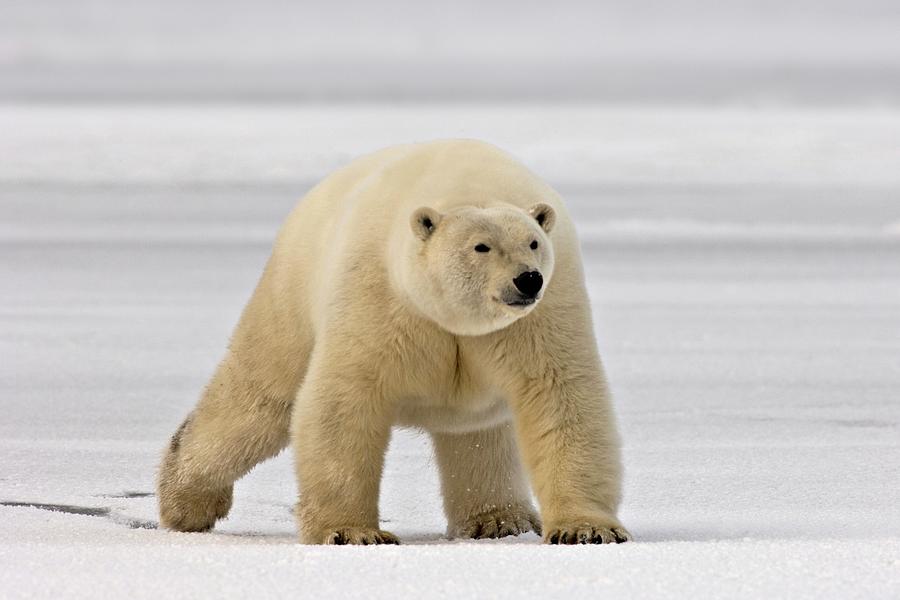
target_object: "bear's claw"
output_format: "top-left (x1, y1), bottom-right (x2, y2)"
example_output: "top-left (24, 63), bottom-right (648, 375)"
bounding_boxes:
top-left (457, 505), bottom-right (541, 539)
top-left (323, 528), bottom-right (400, 545)
top-left (545, 523), bottom-right (631, 544)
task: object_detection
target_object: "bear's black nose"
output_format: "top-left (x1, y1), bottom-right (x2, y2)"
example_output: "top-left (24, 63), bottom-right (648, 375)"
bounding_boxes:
top-left (513, 271), bottom-right (543, 298)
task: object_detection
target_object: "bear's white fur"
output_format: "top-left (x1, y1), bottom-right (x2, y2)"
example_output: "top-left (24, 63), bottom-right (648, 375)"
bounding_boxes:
top-left (158, 139), bottom-right (629, 545)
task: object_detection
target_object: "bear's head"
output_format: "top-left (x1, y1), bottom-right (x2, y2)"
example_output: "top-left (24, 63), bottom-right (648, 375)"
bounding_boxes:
top-left (400, 203), bottom-right (556, 336)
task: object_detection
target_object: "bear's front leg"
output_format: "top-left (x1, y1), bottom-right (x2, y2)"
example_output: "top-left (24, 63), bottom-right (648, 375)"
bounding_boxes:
top-left (498, 308), bottom-right (631, 544)
top-left (291, 350), bottom-right (399, 545)
top-left (511, 373), bottom-right (631, 544)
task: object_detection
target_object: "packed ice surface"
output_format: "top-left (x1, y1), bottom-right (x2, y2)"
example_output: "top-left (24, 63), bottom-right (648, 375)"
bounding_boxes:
top-left (1, 105), bottom-right (899, 598)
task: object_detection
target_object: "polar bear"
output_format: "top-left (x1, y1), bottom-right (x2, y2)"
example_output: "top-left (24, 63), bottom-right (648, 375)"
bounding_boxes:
top-left (158, 139), bottom-right (629, 545)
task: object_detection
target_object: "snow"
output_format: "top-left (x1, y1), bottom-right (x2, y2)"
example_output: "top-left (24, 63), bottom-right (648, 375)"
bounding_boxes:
top-left (2, 104), bottom-right (900, 598)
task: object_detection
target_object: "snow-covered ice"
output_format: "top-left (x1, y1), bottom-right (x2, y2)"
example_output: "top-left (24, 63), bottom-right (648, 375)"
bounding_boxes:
top-left (1, 104), bottom-right (899, 598)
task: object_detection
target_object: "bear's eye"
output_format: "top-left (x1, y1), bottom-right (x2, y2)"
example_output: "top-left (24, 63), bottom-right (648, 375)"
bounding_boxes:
top-left (530, 240), bottom-right (539, 250)
top-left (474, 244), bottom-right (491, 253)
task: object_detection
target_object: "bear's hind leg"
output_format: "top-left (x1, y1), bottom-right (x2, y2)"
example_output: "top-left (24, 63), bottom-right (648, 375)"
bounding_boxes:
top-left (158, 358), bottom-right (294, 532)
top-left (432, 423), bottom-right (540, 539)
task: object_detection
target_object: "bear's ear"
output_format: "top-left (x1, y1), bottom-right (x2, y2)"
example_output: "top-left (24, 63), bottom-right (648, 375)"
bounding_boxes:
top-left (410, 207), bottom-right (443, 241)
top-left (528, 203), bottom-right (556, 233)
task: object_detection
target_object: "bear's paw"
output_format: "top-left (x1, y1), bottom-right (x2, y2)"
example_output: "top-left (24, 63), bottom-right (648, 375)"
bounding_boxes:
top-left (322, 527), bottom-right (400, 545)
top-left (158, 485), bottom-right (233, 532)
top-left (544, 520), bottom-right (631, 544)
top-left (457, 505), bottom-right (541, 540)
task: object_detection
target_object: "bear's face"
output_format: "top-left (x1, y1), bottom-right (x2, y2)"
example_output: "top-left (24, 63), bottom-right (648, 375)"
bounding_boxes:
top-left (403, 203), bottom-right (556, 336)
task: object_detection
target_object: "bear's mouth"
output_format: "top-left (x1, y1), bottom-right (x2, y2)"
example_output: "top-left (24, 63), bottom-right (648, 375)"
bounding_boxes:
top-left (494, 295), bottom-right (537, 308)
top-left (506, 297), bottom-right (536, 307)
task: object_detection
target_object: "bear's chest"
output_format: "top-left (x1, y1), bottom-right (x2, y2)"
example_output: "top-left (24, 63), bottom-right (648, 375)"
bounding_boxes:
top-left (395, 395), bottom-right (512, 434)
top-left (391, 334), bottom-right (511, 433)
